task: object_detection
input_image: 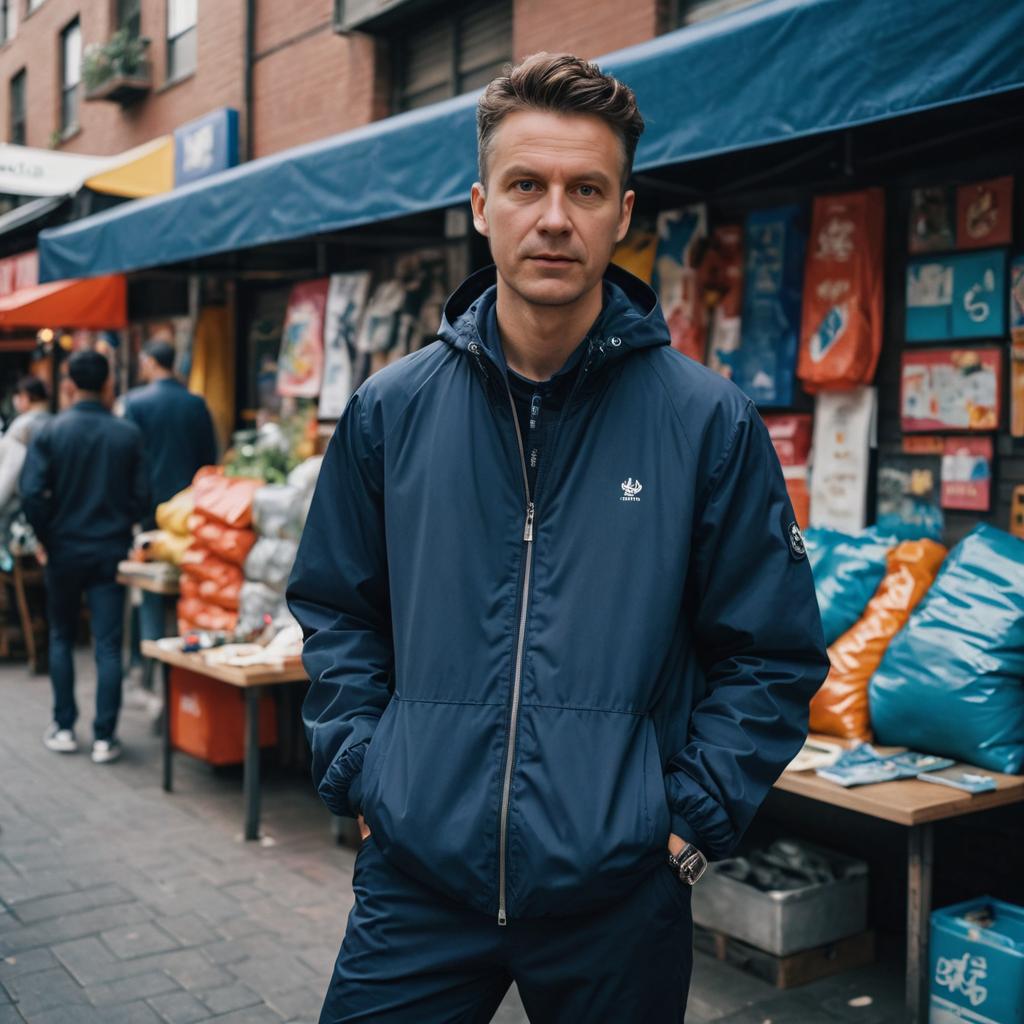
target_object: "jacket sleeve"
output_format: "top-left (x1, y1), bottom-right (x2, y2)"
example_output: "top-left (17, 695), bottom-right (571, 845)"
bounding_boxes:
top-left (664, 401), bottom-right (828, 860)
top-left (286, 387), bottom-right (392, 819)
top-left (18, 428), bottom-right (53, 546)
top-left (131, 429), bottom-right (150, 524)
top-left (197, 400), bottom-right (218, 468)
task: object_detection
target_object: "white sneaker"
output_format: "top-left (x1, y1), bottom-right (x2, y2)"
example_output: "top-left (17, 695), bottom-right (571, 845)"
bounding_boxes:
top-left (43, 724), bottom-right (78, 753)
top-left (91, 739), bottom-right (123, 764)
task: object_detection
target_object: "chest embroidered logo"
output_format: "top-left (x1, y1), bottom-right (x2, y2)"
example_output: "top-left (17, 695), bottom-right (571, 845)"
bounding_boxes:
top-left (621, 478), bottom-right (643, 502)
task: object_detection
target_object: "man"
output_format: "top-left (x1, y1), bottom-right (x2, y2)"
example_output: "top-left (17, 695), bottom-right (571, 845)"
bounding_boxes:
top-left (287, 53), bottom-right (828, 1023)
top-left (21, 350), bottom-right (148, 764)
top-left (122, 340), bottom-right (217, 647)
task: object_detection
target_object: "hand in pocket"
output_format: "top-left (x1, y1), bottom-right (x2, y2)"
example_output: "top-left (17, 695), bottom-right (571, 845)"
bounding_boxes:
top-left (357, 813), bottom-right (372, 842)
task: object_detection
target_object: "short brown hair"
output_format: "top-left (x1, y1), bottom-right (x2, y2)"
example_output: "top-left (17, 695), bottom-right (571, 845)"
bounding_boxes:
top-left (476, 52), bottom-right (644, 190)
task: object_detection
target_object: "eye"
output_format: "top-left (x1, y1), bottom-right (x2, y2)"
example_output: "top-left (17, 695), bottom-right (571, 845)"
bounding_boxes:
top-left (576, 184), bottom-right (600, 198)
top-left (513, 180), bottom-right (537, 193)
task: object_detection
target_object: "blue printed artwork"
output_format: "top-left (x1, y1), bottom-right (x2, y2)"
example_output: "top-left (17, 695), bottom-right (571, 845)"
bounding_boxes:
top-left (906, 249), bottom-right (1006, 341)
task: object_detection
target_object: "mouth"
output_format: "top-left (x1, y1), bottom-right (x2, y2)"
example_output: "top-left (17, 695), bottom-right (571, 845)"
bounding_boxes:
top-left (528, 255), bottom-right (578, 268)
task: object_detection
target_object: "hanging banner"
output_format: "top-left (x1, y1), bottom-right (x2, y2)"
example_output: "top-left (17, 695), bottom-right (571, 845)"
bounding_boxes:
top-left (277, 278), bottom-right (329, 398)
top-left (908, 186), bottom-right (955, 254)
top-left (703, 224), bottom-right (743, 380)
top-left (906, 249), bottom-right (1007, 341)
top-left (762, 413), bottom-right (812, 527)
top-left (940, 437), bottom-right (993, 511)
top-left (798, 188), bottom-right (884, 392)
top-left (809, 387), bottom-right (876, 532)
top-left (612, 222), bottom-right (657, 283)
top-left (653, 205), bottom-right (708, 362)
top-left (956, 176), bottom-right (1013, 250)
top-left (734, 205), bottom-right (805, 407)
top-left (318, 271), bottom-right (371, 420)
top-left (900, 347), bottom-right (1002, 432)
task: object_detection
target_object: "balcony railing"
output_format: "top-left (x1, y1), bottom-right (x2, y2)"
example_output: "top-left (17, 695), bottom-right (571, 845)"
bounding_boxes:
top-left (83, 31), bottom-right (152, 106)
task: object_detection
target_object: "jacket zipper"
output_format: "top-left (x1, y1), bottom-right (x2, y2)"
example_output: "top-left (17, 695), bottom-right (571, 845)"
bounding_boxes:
top-left (494, 340), bottom-right (599, 926)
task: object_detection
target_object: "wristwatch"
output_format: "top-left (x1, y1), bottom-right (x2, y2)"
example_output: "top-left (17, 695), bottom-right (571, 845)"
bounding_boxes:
top-left (667, 842), bottom-right (708, 885)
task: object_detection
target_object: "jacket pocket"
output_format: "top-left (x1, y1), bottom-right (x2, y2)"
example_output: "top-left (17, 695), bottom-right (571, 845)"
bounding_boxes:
top-left (357, 700), bottom-right (397, 824)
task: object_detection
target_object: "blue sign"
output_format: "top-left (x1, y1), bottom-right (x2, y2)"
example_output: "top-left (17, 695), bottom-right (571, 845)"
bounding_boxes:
top-left (174, 108), bottom-right (239, 187)
top-left (906, 249), bottom-right (1007, 342)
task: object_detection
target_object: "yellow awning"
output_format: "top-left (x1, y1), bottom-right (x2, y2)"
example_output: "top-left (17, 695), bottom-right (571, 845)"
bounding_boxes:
top-left (84, 136), bottom-right (174, 199)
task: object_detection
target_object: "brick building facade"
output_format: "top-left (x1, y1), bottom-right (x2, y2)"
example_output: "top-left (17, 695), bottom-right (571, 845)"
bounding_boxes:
top-left (0, 0), bottom-right (690, 165)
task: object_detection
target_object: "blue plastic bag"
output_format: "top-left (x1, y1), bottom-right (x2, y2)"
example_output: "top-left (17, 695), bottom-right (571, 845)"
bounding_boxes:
top-left (869, 524), bottom-right (1024, 774)
top-left (804, 527), bottom-right (893, 645)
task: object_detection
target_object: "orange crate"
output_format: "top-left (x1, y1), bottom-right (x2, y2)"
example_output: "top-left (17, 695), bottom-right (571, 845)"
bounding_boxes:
top-left (169, 668), bottom-right (278, 766)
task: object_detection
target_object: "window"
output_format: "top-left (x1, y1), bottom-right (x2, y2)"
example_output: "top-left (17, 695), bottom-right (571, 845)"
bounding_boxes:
top-left (118, 0), bottom-right (141, 37)
top-left (60, 19), bottom-right (81, 134)
top-left (677, 0), bottom-right (763, 25)
top-left (0, 0), bottom-right (17, 44)
top-left (9, 69), bottom-right (25, 144)
top-left (167, 0), bottom-right (197, 81)
top-left (393, 0), bottom-right (511, 112)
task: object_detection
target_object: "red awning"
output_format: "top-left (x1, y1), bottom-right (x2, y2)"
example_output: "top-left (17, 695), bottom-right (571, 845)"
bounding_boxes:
top-left (0, 274), bottom-right (126, 328)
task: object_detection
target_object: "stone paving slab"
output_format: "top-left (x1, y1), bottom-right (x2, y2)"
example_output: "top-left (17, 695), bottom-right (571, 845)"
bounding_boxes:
top-left (0, 653), bottom-right (909, 1022)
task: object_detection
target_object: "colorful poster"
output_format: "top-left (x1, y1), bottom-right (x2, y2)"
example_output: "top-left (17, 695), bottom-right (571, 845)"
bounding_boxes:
top-left (798, 189), bottom-right (885, 392)
top-left (940, 437), bottom-right (993, 511)
top-left (763, 413), bottom-right (813, 527)
top-left (908, 186), bottom-right (955, 254)
top-left (956, 176), bottom-right (1013, 250)
top-left (277, 278), bottom-right (329, 398)
top-left (1010, 254), bottom-right (1024, 344)
top-left (900, 348), bottom-right (1002, 432)
top-left (318, 271), bottom-right (371, 420)
top-left (734, 205), bottom-right (805, 407)
top-left (703, 224), bottom-right (743, 379)
top-left (612, 221), bottom-right (657, 283)
top-left (876, 454), bottom-right (943, 538)
top-left (653, 206), bottom-right (708, 362)
top-left (906, 250), bottom-right (1006, 341)
top-left (1011, 340), bottom-right (1024, 438)
top-left (809, 387), bottom-right (876, 533)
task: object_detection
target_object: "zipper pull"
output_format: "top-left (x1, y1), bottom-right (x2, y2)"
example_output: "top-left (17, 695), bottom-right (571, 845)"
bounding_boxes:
top-left (523, 502), bottom-right (535, 542)
top-left (529, 392), bottom-right (541, 431)
top-left (498, 909), bottom-right (507, 926)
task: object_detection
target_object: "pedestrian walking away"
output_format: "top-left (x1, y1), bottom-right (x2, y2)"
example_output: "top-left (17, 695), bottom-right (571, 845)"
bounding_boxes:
top-left (287, 52), bottom-right (829, 1024)
top-left (122, 338), bottom-right (218, 648)
top-left (20, 349), bottom-right (149, 765)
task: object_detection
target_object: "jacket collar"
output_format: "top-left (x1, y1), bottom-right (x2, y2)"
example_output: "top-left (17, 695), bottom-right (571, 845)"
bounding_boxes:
top-left (437, 263), bottom-right (669, 372)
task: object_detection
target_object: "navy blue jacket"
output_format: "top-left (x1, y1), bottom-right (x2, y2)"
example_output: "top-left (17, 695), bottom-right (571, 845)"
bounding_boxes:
top-left (122, 378), bottom-right (218, 512)
top-left (287, 265), bottom-right (828, 922)
top-left (20, 400), bottom-right (148, 566)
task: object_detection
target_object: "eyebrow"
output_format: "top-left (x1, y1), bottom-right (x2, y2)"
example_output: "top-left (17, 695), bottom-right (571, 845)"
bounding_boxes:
top-left (500, 165), bottom-right (614, 189)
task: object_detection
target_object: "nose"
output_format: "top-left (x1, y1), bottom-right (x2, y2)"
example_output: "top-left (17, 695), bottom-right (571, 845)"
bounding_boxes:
top-left (536, 188), bottom-right (572, 235)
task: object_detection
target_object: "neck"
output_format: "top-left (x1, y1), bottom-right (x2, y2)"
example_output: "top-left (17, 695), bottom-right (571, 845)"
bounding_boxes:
top-left (495, 276), bottom-right (602, 382)
top-left (75, 391), bottom-right (103, 404)
top-left (151, 370), bottom-right (174, 382)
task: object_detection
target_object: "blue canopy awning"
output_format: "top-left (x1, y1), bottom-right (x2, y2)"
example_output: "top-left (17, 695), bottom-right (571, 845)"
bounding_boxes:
top-left (38, 0), bottom-right (1024, 282)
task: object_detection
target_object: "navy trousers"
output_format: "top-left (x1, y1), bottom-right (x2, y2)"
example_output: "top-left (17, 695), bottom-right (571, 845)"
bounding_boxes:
top-left (46, 556), bottom-right (126, 741)
top-left (321, 834), bottom-right (693, 1023)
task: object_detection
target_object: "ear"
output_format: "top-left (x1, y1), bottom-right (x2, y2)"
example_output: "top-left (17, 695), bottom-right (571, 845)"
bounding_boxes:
top-left (470, 182), bottom-right (489, 238)
top-left (616, 189), bottom-right (636, 244)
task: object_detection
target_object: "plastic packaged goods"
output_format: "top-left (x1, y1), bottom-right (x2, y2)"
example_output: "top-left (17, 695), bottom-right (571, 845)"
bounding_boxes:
top-left (237, 580), bottom-right (291, 637)
top-left (191, 468), bottom-right (263, 529)
top-left (798, 189), bottom-right (885, 392)
top-left (179, 547), bottom-right (245, 591)
top-left (244, 538), bottom-right (300, 591)
top-left (252, 484), bottom-right (305, 541)
top-left (155, 487), bottom-right (194, 537)
top-left (186, 512), bottom-right (257, 567)
top-left (810, 539), bottom-right (946, 740)
top-left (870, 524), bottom-right (1024, 774)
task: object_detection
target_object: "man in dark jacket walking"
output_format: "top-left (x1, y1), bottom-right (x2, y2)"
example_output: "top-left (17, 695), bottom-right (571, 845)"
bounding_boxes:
top-left (122, 340), bottom-right (217, 647)
top-left (22, 350), bottom-right (148, 764)
top-left (288, 53), bottom-right (828, 1023)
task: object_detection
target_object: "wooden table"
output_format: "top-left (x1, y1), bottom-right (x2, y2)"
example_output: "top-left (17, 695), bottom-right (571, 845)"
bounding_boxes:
top-left (141, 640), bottom-right (308, 841)
top-left (775, 736), bottom-right (1024, 1022)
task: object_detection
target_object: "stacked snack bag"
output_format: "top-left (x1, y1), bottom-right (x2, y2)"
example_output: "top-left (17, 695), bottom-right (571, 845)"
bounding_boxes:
top-left (177, 468), bottom-right (263, 635)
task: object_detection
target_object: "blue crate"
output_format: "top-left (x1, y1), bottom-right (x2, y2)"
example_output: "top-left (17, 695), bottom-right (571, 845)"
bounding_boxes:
top-left (930, 897), bottom-right (1024, 1024)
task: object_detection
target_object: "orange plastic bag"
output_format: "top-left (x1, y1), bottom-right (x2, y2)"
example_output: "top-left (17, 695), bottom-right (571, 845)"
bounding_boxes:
top-left (179, 573), bottom-right (241, 612)
top-left (187, 512), bottom-right (256, 566)
top-left (179, 547), bottom-right (245, 591)
top-left (176, 598), bottom-right (238, 634)
top-left (191, 467), bottom-right (263, 529)
top-left (798, 189), bottom-right (885, 392)
top-left (810, 539), bottom-right (946, 740)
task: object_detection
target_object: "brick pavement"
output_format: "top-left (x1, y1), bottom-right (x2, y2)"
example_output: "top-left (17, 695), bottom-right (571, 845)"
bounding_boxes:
top-left (0, 654), bottom-right (909, 1023)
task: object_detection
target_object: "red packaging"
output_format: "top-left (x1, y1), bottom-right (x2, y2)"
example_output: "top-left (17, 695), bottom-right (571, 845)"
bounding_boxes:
top-left (798, 189), bottom-right (885, 392)
top-left (763, 413), bottom-right (813, 527)
top-left (956, 176), bottom-right (1013, 250)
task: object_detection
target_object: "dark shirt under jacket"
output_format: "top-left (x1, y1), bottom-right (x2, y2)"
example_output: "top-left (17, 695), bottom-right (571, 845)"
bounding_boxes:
top-left (20, 400), bottom-right (149, 566)
top-left (122, 378), bottom-right (218, 514)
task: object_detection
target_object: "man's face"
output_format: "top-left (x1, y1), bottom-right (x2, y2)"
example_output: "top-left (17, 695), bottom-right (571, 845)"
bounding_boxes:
top-left (139, 353), bottom-right (155, 383)
top-left (12, 392), bottom-right (27, 414)
top-left (471, 110), bottom-right (634, 310)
